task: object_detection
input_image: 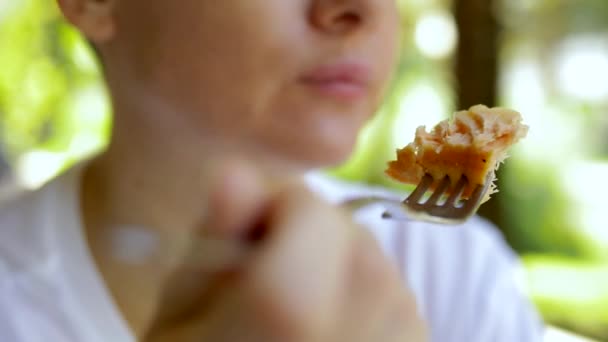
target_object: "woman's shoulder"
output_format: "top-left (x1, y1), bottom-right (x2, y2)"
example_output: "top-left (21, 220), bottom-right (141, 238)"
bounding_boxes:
top-left (0, 171), bottom-right (78, 274)
top-left (306, 172), bottom-right (543, 341)
top-left (305, 171), bottom-right (519, 289)
top-left (305, 171), bottom-right (509, 251)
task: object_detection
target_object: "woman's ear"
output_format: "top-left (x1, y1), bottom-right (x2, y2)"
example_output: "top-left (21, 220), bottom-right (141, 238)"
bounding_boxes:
top-left (57, 0), bottom-right (116, 43)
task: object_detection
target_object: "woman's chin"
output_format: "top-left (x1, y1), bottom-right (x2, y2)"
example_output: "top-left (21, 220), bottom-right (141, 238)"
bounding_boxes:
top-left (250, 135), bottom-right (354, 172)
top-left (289, 136), bottom-right (359, 170)
top-left (252, 112), bottom-right (366, 170)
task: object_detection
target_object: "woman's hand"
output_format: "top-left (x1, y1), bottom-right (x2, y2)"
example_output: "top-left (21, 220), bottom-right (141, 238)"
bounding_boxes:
top-left (144, 161), bottom-right (428, 342)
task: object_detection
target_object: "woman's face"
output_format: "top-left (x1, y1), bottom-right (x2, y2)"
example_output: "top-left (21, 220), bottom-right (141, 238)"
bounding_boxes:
top-left (106, 0), bottom-right (400, 168)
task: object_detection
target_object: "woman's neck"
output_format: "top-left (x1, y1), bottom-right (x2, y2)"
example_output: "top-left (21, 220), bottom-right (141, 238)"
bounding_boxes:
top-left (79, 107), bottom-right (306, 337)
top-left (80, 116), bottom-right (210, 337)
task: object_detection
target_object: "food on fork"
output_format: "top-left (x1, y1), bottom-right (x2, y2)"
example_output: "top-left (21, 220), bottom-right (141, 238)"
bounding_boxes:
top-left (385, 104), bottom-right (528, 203)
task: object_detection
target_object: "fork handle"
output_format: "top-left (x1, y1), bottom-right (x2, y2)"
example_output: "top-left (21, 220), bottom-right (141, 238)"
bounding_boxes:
top-left (111, 199), bottom-right (412, 273)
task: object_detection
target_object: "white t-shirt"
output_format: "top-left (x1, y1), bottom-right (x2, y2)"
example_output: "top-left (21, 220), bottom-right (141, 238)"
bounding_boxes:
top-left (0, 168), bottom-right (544, 342)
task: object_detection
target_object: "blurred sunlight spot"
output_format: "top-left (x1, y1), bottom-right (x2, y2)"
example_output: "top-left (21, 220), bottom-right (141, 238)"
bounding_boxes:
top-left (72, 36), bottom-right (99, 73)
top-left (73, 85), bottom-right (109, 127)
top-left (69, 84), bottom-right (110, 158)
top-left (512, 104), bottom-right (583, 164)
top-left (501, 58), bottom-right (548, 158)
top-left (503, 59), bottom-right (546, 114)
top-left (508, 0), bottom-right (539, 13)
top-left (513, 263), bottom-right (532, 297)
top-left (68, 133), bottom-right (103, 161)
top-left (562, 161), bottom-right (608, 249)
top-left (16, 151), bottom-right (66, 189)
top-left (13, 84), bottom-right (109, 189)
top-left (544, 326), bottom-right (598, 342)
top-left (527, 262), bottom-right (608, 305)
top-left (392, 83), bottom-right (448, 148)
top-left (0, 1), bottom-right (19, 21)
top-left (555, 36), bottom-right (608, 102)
top-left (414, 10), bottom-right (458, 59)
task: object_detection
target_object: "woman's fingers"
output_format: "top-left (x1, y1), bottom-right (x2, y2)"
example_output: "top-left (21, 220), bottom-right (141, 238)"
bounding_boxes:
top-left (244, 184), bottom-right (353, 341)
top-left (148, 159), bottom-right (271, 329)
top-left (242, 184), bottom-right (427, 342)
top-left (343, 228), bottom-right (428, 342)
top-left (148, 161), bottom-right (429, 342)
top-left (181, 159), bottom-right (270, 272)
top-left (204, 158), bottom-right (270, 239)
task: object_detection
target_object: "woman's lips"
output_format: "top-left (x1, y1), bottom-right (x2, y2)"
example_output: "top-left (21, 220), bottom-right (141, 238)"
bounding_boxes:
top-left (299, 62), bottom-right (371, 101)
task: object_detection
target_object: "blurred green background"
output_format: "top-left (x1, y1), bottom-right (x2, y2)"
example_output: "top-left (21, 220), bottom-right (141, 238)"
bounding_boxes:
top-left (1, 0), bottom-right (607, 340)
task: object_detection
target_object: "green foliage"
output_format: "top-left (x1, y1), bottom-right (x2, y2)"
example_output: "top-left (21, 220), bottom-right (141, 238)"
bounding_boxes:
top-left (0, 0), bottom-right (109, 168)
top-left (524, 255), bottom-right (608, 341)
top-left (499, 160), bottom-right (595, 258)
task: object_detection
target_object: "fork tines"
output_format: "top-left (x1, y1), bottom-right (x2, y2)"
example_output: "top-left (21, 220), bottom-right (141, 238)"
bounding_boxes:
top-left (403, 173), bottom-right (489, 223)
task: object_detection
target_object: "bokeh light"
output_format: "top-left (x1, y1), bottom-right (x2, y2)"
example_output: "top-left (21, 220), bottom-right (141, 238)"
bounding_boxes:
top-left (414, 10), bottom-right (458, 59)
top-left (555, 36), bottom-right (608, 102)
top-left (392, 82), bottom-right (448, 148)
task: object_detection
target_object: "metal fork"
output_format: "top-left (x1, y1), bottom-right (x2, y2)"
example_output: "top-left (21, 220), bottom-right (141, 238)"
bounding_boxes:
top-left (112, 174), bottom-right (492, 273)
top-left (342, 173), bottom-right (493, 225)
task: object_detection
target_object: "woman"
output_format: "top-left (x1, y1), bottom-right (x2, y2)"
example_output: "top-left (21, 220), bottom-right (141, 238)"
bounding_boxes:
top-left (0, 0), bottom-right (543, 341)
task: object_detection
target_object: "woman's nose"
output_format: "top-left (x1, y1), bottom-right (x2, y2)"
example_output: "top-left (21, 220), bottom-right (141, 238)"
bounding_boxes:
top-left (309, 0), bottom-right (379, 35)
